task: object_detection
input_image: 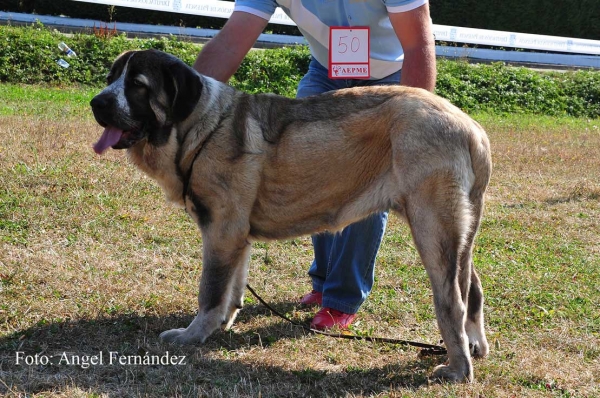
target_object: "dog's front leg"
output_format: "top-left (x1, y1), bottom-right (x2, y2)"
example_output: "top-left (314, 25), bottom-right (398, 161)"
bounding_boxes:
top-left (160, 235), bottom-right (251, 345)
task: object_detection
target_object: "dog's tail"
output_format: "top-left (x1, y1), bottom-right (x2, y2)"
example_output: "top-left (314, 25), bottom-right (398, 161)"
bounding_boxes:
top-left (467, 120), bottom-right (492, 208)
top-left (449, 118), bottom-right (491, 271)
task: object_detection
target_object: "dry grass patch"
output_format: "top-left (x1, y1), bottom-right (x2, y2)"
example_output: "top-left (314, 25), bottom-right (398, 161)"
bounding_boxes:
top-left (1, 101), bottom-right (598, 397)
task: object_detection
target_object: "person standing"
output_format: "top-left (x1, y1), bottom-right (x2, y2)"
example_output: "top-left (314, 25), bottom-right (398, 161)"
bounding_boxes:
top-left (192, 0), bottom-right (436, 330)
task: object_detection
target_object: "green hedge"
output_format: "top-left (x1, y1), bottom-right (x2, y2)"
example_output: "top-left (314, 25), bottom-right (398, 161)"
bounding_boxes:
top-left (436, 61), bottom-right (600, 117)
top-left (0, 24), bottom-right (599, 118)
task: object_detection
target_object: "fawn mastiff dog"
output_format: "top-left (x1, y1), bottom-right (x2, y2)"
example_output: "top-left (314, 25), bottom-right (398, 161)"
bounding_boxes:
top-left (90, 49), bottom-right (492, 382)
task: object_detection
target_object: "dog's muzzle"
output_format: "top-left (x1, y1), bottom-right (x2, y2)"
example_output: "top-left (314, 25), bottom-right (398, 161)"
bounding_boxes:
top-left (90, 93), bottom-right (120, 128)
top-left (90, 94), bottom-right (144, 154)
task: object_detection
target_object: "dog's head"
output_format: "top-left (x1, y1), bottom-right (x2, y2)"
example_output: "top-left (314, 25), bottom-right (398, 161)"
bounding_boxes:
top-left (91, 49), bottom-right (202, 154)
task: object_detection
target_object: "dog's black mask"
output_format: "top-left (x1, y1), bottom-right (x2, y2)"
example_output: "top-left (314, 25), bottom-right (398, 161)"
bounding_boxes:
top-left (90, 49), bottom-right (202, 154)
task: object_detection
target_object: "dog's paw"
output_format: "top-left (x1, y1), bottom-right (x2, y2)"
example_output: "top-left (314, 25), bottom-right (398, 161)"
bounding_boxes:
top-left (466, 326), bottom-right (489, 359)
top-left (431, 364), bottom-right (473, 383)
top-left (221, 307), bottom-right (241, 331)
top-left (469, 339), bottom-right (490, 359)
top-left (159, 328), bottom-right (203, 345)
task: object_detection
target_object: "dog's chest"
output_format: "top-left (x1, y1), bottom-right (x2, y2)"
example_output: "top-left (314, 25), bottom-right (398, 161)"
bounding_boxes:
top-left (128, 134), bottom-right (185, 207)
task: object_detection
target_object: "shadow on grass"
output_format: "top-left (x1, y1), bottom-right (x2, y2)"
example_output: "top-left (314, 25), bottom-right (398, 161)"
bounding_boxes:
top-left (1, 301), bottom-right (441, 397)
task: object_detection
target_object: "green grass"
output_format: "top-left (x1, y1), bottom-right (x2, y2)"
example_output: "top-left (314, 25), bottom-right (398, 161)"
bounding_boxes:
top-left (0, 84), bottom-right (97, 117)
top-left (0, 85), bottom-right (599, 397)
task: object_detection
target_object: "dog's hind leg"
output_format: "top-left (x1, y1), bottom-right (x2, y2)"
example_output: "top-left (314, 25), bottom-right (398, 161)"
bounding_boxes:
top-left (462, 183), bottom-right (489, 359)
top-left (160, 233), bottom-right (251, 345)
top-left (404, 172), bottom-right (474, 382)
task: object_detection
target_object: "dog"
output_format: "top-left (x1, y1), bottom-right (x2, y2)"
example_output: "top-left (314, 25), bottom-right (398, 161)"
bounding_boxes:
top-left (90, 49), bottom-right (492, 382)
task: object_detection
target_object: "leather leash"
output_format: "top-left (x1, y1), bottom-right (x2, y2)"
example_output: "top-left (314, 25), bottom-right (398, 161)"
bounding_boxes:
top-left (246, 284), bottom-right (447, 356)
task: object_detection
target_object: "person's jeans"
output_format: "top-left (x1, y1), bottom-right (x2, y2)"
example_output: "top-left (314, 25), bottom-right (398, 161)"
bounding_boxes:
top-left (296, 58), bottom-right (400, 314)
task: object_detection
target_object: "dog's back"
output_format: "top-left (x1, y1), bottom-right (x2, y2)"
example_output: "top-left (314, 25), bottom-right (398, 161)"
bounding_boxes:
top-left (248, 86), bottom-right (491, 243)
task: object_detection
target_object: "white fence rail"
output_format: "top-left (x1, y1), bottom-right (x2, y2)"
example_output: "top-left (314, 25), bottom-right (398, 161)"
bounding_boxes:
top-left (74, 0), bottom-right (296, 25)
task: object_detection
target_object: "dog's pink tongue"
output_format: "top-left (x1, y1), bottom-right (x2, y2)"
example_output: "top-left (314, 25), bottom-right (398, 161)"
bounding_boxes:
top-left (93, 127), bottom-right (123, 155)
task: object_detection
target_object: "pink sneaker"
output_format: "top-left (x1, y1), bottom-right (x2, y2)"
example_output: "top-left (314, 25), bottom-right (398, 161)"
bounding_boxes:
top-left (310, 307), bottom-right (356, 330)
top-left (300, 290), bottom-right (323, 306)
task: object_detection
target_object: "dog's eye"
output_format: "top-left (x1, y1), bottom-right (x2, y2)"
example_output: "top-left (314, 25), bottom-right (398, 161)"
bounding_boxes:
top-left (106, 74), bottom-right (113, 84)
top-left (132, 78), bottom-right (146, 88)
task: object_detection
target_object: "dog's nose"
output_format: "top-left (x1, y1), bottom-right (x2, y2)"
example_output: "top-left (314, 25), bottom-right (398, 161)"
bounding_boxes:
top-left (90, 94), bottom-right (110, 109)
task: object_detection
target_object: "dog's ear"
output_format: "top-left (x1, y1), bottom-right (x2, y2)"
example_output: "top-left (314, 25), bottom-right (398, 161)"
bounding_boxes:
top-left (168, 61), bottom-right (203, 122)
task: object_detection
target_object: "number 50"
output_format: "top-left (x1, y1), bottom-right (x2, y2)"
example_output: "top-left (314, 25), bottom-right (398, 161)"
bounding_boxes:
top-left (337, 35), bottom-right (361, 54)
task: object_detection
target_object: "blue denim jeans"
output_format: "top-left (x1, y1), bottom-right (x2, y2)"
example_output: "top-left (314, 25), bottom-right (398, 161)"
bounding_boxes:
top-left (297, 58), bottom-right (400, 314)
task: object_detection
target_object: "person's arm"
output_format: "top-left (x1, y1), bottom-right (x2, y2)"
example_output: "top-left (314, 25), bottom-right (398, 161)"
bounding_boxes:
top-left (388, 3), bottom-right (436, 92)
top-left (193, 11), bottom-right (269, 82)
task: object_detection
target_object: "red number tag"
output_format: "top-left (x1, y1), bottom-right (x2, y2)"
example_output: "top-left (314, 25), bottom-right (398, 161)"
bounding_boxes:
top-left (329, 27), bottom-right (370, 79)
